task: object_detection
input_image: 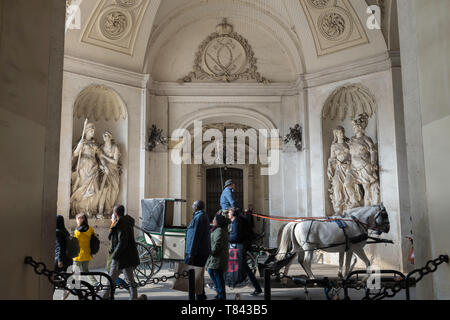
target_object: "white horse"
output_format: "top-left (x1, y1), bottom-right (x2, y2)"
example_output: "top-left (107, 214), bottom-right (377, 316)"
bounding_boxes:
top-left (275, 204), bottom-right (390, 279)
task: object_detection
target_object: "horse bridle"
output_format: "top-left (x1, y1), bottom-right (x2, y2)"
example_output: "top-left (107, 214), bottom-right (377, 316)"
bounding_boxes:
top-left (351, 206), bottom-right (388, 234)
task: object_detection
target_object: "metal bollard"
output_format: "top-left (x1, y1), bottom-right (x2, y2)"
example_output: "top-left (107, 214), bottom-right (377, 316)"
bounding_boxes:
top-left (264, 268), bottom-right (271, 300)
top-left (188, 269), bottom-right (196, 301)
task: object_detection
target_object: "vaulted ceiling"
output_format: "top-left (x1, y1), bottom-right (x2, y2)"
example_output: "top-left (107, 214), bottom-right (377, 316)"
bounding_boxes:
top-left (65, 0), bottom-right (392, 82)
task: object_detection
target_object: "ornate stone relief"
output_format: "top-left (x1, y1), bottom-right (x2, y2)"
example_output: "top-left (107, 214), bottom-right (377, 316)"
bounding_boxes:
top-left (327, 113), bottom-right (380, 215)
top-left (81, 0), bottom-right (149, 55)
top-left (181, 19), bottom-right (270, 84)
top-left (322, 84), bottom-right (377, 121)
top-left (300, 0), bottom-right (369, 56)
top-left (71, 121), bottom-right (122, 219)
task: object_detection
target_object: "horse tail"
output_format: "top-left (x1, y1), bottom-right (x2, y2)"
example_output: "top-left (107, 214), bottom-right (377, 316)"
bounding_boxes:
top-left (275, 222), bottom-right (296, 261)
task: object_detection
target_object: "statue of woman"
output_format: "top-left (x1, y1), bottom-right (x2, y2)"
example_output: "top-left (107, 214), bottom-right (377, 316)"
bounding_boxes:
top-left (344, 113), bottom-right (381, 209)
top-left (71, 122), bottom-right (100, 217)
top-left (97, 131), bottom-right (121, 219)
top-left (327, 126), bottom-right (351, 215)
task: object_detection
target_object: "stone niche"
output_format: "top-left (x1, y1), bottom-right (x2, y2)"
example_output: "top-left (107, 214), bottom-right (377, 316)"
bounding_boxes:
top-left (321, 84), bottom-right (379, 216)
top-left (70, 85), bottom-right (129, 268)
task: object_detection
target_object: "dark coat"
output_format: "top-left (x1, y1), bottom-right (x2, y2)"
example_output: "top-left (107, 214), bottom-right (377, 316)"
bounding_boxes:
top-left (55, 215), bottom-right (73, 271)
top-left (185, 210), bottom-right (211, 261)
top-left (205, 226), bottom-right (229, 271)
top-left (228, 216), bottom-right (253, 245)
top-left (108, 215), bottom-right (140, 270)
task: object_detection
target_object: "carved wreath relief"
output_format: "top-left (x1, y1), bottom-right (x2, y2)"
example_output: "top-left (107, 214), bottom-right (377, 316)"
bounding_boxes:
top-left (181, 19), bottom-right (269, 84)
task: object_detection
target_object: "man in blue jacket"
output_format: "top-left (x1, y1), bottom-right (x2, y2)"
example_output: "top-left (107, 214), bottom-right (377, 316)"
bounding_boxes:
top-left (185, 200), bottom-right (211, 300)
top-left (220, 179), bottom-right (239, 212)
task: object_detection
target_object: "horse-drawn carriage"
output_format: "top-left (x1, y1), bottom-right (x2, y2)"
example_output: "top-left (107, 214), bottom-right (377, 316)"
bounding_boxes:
top-left (133, 199), bottom-right (188, 283)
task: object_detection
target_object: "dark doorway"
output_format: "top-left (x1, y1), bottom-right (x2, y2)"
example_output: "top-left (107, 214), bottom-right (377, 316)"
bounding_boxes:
top-left (206, 167), bottom-right (244, 221)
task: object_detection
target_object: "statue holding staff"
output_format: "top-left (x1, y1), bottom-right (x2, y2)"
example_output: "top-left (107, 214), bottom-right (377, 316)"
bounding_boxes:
top-left (70, 121), bottom-right (101, 217)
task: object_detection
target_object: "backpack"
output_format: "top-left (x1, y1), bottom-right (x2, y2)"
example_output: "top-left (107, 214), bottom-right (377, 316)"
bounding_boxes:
top-left (90, 233), bottom-right (100, 255)
top-left (66, 235), bottom-right (80, 259)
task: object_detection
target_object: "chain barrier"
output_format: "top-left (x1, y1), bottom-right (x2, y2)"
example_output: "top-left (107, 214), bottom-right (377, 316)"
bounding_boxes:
top-left (359, 255), bottom-right (449, 301)
top-left (24, 257), bottom-right (107, 300)
top-left (263, 254), bottom-right (448, 301)
top-left (25, 256), bottom-right (190, 300)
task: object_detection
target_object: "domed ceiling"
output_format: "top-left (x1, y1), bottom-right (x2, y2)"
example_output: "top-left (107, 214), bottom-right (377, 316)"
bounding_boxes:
top-left (65, 0), bottom-right (389, 82)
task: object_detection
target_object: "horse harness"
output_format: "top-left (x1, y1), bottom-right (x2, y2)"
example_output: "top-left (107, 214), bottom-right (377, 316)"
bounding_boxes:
top-left (304, 216), bottom-right (369, 252)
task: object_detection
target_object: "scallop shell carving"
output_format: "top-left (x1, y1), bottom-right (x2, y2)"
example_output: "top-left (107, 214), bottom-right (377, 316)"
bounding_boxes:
top-left (322, 84), bottom-right (377, 121)
top-left (74, 85), bottom-right (128, 122)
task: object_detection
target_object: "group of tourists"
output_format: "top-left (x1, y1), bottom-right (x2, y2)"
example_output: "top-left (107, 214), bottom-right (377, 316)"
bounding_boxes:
top-left (55, 206), bottom-right (146, 300)
top-left (184, 179), bottom-right (262, 300)
top-left (55, 179), bottom-right (261, 301)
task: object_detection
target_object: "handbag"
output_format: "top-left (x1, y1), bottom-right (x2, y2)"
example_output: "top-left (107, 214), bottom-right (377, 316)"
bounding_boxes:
top-left (172, 262), bottom-right (205, 295)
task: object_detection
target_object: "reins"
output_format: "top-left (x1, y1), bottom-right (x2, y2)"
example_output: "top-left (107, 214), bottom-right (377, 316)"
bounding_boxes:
top-left (249, 212), bottom-right (354, 223)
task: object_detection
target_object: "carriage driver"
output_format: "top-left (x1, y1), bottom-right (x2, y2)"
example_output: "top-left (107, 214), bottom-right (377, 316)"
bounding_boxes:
top-left (220, 179), bottom-right (240, 214)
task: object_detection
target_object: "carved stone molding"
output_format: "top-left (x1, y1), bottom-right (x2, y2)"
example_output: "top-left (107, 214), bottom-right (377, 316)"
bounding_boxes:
top-left (181, 19), bottom-right (270, 84)
top-left (300, 0), bottom-right (369, 56)
top-left (81, 0), bottom-right (149, 55)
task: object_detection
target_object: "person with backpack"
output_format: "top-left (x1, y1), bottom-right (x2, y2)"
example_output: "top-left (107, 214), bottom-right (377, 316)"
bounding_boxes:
top-left (73, 213), bottom-right (98, 286)
top-left (228, 207), bottom-right (262, 297)
top-left (101, 205), bottom-right (146, 300)
top-left (205, 214), bottom-right (229, 300)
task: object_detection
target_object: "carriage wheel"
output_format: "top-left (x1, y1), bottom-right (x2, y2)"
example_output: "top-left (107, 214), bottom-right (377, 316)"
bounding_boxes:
top-left (150, 246), bottom-right (163, 276)
top-left (134, 242), bottom-right (155, 282)
top-left (143, 233), bottom-right (163, 276)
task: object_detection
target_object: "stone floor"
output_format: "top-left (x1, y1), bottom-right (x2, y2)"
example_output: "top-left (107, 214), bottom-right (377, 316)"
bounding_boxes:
top-left (53, 262), bottom-right (415, 301)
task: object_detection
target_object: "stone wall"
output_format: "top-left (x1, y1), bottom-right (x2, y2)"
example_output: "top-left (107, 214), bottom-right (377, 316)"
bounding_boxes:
top-left (414, 0), bottom-right (450, 300)
top-left (0, 0), bottom-right (65, 299)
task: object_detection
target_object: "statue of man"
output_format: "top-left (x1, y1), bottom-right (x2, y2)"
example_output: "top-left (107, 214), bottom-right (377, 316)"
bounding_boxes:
top-left (344, 113), bottom-right (380, 209)
top-left (327, 126), bottom-right (351, 215)
top-left (71, 121), bottom-right (100, 217)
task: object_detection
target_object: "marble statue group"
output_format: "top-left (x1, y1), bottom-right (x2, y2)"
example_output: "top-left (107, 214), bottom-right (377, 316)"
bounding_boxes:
top-left (70, 120), bottom-right (121, 219)
top-left (327, 113), bottom-right (381, 215)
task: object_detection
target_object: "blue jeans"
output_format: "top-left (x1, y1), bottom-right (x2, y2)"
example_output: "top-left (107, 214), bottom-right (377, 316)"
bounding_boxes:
top-left (208, 269), bottom-right (226, 300)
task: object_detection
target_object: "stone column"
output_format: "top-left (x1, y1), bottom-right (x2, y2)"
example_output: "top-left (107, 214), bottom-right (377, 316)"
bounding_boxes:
top-left (0, 0), bottom-right (65, 299)
top-left (397, 0), bottom-right (434, 299)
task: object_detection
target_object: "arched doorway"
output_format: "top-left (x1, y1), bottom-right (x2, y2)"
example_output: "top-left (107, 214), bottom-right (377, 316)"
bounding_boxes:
top-left (205, 167), bottom-right (244, 220)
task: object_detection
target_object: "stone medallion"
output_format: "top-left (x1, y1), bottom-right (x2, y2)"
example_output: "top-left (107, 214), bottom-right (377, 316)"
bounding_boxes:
top-left (99, 9), bottom-right (132, 40)
top-left (318, 8), bottom-right (352, 42)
